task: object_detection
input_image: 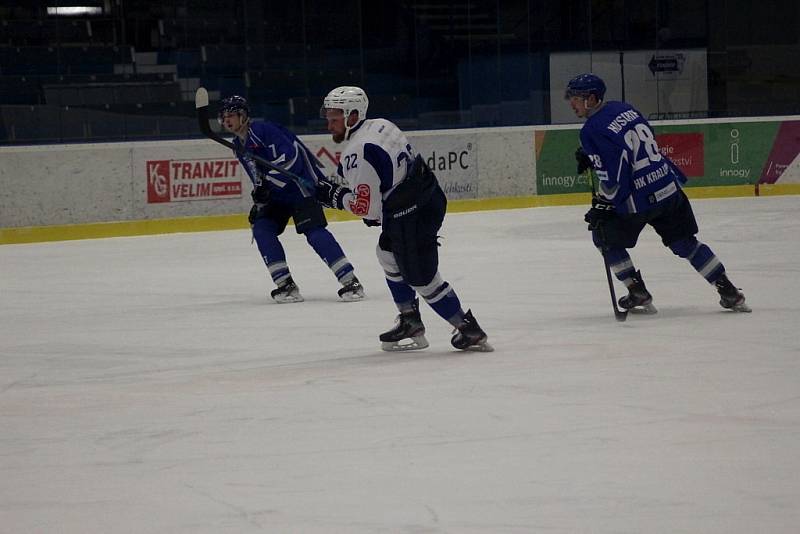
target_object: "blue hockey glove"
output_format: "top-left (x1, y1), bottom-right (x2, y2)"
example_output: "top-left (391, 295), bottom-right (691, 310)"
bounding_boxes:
top-left (316, 178), bottom-right (349, 210)
top-left (575, 147), bottom-right (593, 174)
top-left (584, 196), bottom-right (615, 230)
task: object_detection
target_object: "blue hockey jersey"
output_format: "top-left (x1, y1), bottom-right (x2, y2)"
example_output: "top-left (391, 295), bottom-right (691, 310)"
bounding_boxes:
top-left (580, 101), bottom-right (687, 215)
top-left (232, 120), bottom-right (323, 203)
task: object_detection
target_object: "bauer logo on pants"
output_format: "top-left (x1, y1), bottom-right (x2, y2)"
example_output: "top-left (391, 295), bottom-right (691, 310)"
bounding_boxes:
top-left (146, 158), bottom-right (243, 203)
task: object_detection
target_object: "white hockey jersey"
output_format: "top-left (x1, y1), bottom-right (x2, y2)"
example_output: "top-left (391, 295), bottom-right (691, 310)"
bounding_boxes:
top-left (335, 119), bottom-right (416, 221)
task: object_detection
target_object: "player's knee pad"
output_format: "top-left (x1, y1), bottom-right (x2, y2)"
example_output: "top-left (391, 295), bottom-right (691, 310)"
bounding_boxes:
top-left (669, 236), bottom-right (699, 259)
top-left (376, 244), bottom-right (403, 283)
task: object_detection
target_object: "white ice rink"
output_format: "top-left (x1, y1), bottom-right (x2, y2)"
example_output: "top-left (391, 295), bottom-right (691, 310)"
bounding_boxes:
top-left (2, 195), bottom-right (799, 533)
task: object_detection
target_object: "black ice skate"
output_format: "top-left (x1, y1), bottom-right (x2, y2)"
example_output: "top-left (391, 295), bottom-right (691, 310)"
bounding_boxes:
top-left (451, 310), bottom-right (494, 352)
top-left (379, 299), bottom-right (429, 351)
top-left (337, 277), bottom-right (365, 301)
top-left (270, 277), bottom-right (304, 303)
top-left (618, 270), bottom-right (657, 314)
top-left (715, 274), bottom-right (751, 312)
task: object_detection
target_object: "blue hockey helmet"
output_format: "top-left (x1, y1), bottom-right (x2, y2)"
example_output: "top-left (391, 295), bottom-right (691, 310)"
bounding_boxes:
top-left (218, 95), bottom-right (249, 121)
top-left (564, 73), bottom-right (606, 101)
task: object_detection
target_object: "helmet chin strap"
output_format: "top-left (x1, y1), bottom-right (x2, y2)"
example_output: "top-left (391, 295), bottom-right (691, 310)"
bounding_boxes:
top-left (344, 110), bottom-right (362, 140)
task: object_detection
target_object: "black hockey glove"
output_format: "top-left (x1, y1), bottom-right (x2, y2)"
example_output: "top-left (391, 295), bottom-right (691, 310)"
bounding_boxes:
top-left (251, 183), bottom-right (270, 204)
top-left (248, 204), bottom-right (266, 225)
top-left (584, 196), bottom-right (615, 230)
top-left (316, 177), bottom-right (349, 210)
top-left (575, 147), bottom-right (593, 175)
top-left (362, 218), bottom-right (381, 227)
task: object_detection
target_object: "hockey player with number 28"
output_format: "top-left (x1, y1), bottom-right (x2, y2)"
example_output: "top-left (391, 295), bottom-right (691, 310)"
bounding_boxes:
top-left (218, 95), bottom-right (364, 303)
top-left (566, 73), bottom-right (750, 313)
top-left (316, 86), bottom-right (493, 352)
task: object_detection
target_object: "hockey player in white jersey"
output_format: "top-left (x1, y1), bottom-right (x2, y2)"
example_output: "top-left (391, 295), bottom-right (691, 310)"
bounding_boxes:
top-left (316, 86), bottom-right (493, 352)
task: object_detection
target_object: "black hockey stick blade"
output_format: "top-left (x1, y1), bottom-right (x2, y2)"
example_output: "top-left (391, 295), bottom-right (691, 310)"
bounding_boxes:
top-left (194, 87), bottom-right (311, 197)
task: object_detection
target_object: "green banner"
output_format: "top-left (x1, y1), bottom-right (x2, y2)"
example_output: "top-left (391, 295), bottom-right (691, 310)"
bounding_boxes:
top-left (535, 120), bottom-right (784, 195)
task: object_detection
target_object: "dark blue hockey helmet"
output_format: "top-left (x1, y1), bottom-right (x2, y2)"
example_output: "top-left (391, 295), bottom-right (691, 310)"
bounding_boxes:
top-left (564, 73), bottom-right (606, 101)
top-left (218, 95), bottom-right (249, 121)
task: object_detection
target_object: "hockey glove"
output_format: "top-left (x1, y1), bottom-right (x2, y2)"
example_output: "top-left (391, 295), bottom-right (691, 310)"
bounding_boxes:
top-left (362, 218), bottom-right (381, 227)
top-left (248, 204), bottom-right (265, 225)
top-left (584, 196), bottom-right (615, 230)
top-left (315, 178), bottom-right (349, 210)
top-left (575, 147), bottom-right (593, 175)
top-left (251, 184), bottom-right (270, 204)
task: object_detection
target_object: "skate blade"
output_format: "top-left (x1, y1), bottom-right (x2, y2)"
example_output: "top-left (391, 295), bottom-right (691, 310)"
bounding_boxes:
top-left (720, 297), bottom-right (752, 313)
top-left (381, 335), bottom-right (429, 352)
top-left (459, 339), bottom-right (495, 352)
top-left (339, 291), bottom-right (365, 302)
top-left (273, 294), bottom-right (304, 304)
top-left (629, 302), bottom-right (658, 314)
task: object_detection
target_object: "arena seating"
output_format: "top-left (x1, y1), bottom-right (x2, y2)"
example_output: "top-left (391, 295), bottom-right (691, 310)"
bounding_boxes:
top-left (0, 2), bottom-right (547, 144)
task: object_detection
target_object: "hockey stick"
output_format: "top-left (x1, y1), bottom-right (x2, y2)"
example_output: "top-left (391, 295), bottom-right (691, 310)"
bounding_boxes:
top-left (586, 169), bottom-right (628, 322)
top-left (194, 87), bottom-right (312, 198)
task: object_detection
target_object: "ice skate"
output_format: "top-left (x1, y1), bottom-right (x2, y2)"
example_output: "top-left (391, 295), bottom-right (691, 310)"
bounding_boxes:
top-left (715, 274), bottom-right (751, 312)
top-left (379, 299), bottom-right (429, 351)
top-left (337, 277), bottom-right (365, 301)
top-left (270, 277), bottom-right (304, 303)
top-left (451, 310), bottom-right (494, 352)
top-left (618, 270), bottom-right (657, 314)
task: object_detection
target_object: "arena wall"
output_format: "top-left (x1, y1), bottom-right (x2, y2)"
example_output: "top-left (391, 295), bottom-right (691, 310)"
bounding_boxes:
top-left (2, 117), bottom-right (798, 244)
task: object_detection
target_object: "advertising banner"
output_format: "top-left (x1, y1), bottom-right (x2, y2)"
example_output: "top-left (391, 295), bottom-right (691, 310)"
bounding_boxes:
top-left (415, 133), bottom-right (479, 199)
top-left (758, 121), bottom-right (800, 184)
top-left (146, 157), bottom-right (243, 203)
top-left (534, 129), bottom-right (593, 195)
top-left (535, 119), bottom-right (798, 195)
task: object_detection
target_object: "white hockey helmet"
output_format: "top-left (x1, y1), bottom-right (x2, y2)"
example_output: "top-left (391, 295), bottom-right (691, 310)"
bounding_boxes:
top-left (320, 86), bottom-right (369, 125)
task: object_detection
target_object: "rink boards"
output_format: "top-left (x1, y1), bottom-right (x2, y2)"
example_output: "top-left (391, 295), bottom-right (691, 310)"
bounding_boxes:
top-left (2, 115), bottom-right (799, 244)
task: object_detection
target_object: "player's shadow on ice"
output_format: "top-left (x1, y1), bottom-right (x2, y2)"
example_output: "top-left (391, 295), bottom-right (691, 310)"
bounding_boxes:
top-left (566, 305), bottom-right (749, 323)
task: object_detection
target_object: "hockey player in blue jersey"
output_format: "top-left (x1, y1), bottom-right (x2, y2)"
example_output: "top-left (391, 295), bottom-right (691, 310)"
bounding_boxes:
top-left (315, 86), bottom-right (493, 351)
top-left (218, 95), bottom-right (364, 303)
top-left (565, 73), bottom-right (750, 313)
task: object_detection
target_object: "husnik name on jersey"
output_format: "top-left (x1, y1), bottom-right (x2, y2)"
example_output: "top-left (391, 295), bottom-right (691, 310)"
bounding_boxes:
top-left (606, 109), bottom-right (642, 134)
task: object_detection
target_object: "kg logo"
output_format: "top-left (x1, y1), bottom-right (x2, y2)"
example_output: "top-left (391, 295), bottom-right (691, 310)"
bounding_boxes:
top-left (146, 160), bottom-right (170, 203)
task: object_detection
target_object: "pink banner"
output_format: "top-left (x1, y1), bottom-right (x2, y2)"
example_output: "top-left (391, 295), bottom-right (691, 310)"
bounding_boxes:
top-left (758, 120), bottom-right (800, 184)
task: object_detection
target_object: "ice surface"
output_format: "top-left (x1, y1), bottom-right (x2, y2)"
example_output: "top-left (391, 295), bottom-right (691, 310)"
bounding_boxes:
top-left (2, 196), bottom-right (799, 533)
